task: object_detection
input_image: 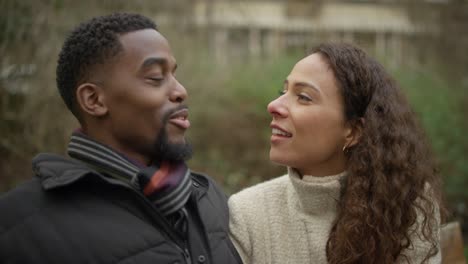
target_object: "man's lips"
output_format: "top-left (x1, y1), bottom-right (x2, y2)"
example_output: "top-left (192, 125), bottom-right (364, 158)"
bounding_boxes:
top-left (168, 109), bottom-right (190, 129)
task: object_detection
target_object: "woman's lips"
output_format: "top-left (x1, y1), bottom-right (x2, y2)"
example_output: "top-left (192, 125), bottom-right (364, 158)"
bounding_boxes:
top-left (270, 123), bottom-right (292, 143)
top-left (270, 124), bottom-right (292, 137)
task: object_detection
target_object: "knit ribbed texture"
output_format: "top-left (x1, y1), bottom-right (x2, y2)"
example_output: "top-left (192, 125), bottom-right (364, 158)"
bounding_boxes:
top-left (229, 168), bottom-right (441, 264)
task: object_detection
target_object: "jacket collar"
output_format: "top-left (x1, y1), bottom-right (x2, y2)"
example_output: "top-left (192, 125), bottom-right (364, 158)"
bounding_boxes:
top-left (32, 153), bottom-right (208, 200)
top-left (32, 153), bottom-right (124, 190)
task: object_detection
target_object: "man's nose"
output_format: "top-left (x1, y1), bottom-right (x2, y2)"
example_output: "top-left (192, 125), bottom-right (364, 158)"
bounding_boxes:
top-left (169, 78), bottom-right (187, 103)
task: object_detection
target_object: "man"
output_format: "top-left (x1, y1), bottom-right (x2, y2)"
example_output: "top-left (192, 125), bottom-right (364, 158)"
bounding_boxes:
top-left (0, 13), bottom-right (242, 264)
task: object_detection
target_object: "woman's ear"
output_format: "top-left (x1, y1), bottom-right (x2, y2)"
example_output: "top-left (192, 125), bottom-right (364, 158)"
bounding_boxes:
top-left (344, 118), bottom-right (364, 149)
top-left (76, 83), bottom-right (108, 117)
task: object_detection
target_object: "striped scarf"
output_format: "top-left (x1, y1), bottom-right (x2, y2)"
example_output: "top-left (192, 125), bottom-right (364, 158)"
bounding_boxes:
top-left (67, 132), bottom-right (192, 217)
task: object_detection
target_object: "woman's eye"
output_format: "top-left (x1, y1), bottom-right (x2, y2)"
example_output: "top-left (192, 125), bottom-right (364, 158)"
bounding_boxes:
top-left (298, 94), bottom-right (312, 101)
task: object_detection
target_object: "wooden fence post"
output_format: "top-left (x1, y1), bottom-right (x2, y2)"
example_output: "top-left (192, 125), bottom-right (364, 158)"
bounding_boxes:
top-left (441, 221), bottom-right (466, 264)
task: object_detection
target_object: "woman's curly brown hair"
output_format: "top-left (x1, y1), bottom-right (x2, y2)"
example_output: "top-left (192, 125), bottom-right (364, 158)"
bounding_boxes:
top-left (312, 43), bottom-right (446, 264)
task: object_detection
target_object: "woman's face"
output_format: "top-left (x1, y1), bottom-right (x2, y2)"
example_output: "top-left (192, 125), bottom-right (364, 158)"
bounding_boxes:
top-left (267, 53), bottom-right (352, 176)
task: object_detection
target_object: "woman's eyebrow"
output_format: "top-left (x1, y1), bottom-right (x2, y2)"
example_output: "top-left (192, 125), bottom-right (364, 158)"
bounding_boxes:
top-left (285, 79), bottom-right (321, 94)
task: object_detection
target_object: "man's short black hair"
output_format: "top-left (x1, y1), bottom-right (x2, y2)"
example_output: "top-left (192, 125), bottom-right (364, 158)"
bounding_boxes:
top-left (56, 13), bottom-right (157, 118)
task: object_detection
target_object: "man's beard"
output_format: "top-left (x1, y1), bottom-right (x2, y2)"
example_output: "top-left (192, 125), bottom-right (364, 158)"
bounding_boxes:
top-left (150, 107), bottom-right (193, 164)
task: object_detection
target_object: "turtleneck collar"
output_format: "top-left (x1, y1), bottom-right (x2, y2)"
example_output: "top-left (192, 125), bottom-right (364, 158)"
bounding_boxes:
top-left (288, 167), bottom-right (346, 216)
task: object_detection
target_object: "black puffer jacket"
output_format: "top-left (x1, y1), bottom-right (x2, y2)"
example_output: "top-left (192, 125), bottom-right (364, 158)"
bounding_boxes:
top-left (0, 153), bottom-right (242, 264)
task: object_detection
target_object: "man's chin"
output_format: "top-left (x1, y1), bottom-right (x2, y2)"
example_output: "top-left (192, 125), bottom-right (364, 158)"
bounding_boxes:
top-left (151, 139), bottom-right (192, 163)
top-left (166, 124), bottom-right (188, 138)
top-left (152, 123), bottom-right (192, 163)
top-left (166, 142), bottom-right (192, 163)
top-left (167, 136), bottom-right (186, 145)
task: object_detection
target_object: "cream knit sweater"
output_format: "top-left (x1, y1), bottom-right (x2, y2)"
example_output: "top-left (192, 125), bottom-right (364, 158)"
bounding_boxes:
top-left (228, 168), bottom-right (441, 264)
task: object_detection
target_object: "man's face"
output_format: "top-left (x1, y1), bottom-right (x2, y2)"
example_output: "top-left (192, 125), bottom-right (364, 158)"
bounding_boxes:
top-left (97, 29), bottom-right (191, 165)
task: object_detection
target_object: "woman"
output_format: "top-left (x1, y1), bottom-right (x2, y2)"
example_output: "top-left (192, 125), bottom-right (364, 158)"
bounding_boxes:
top-left (229, 43), bottom-right (444, 264)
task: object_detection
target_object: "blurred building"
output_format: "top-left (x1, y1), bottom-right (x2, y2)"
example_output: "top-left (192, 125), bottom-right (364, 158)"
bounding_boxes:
top-left (159, 0), bottom-right (450, 67)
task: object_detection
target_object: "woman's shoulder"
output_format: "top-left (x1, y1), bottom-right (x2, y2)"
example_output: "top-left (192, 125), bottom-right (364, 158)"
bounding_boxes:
top-left (231, 174), bottom-right (289, 199)
top-left (228, 175), bottom-right (290, 263)
top-left (229, 174), bottom-right (290, 209)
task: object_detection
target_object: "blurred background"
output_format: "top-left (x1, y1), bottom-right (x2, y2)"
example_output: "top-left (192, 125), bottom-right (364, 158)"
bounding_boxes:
top-left (1, 0), bottom-right (467, 256)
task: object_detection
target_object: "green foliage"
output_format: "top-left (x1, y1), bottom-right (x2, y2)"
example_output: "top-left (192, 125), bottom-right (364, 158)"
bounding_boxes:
top-left (227, 54), bottom-right (300, 112)
top-left (0, 1), bottom-right (33, 50)
top-left (184, 53), bottom-right (468, 200)
top-left (183, 54), bottom-right (299, 194)
top-left (395, 71), bottom-right (468, 200)
top-left (1, 1), bottom-right (467, 209)
top-left (465, 245), bottom-right (468, 261)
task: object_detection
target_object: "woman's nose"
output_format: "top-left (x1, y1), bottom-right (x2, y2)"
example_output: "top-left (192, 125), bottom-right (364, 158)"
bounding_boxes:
top-left (267, 96), bottom-right (288, 118)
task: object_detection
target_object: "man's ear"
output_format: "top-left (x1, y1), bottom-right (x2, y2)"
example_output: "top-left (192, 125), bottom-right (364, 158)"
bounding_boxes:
top-left (76, 83), bottom-right (108, 117)
top-left (344, 118), bottom-right (364, 149)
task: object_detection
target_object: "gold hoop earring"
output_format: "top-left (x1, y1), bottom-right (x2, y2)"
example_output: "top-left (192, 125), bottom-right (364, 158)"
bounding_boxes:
top-left (342, 144), bottom-right (350, 154)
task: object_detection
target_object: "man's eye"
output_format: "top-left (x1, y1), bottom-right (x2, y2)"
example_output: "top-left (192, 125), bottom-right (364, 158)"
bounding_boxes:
top-left (148, 77), bottom-right (164, 83)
